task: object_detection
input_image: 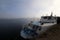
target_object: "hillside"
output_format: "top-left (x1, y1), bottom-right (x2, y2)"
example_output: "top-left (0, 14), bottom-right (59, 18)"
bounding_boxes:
top-left (36, 24), bottom-right (60, 40)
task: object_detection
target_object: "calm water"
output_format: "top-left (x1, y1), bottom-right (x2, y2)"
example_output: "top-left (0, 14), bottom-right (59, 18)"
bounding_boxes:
top-left (0, 18), bottom-right (32, 40)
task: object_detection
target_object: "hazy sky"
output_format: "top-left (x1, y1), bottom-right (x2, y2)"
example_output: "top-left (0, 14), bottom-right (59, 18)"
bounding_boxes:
top-left (0, 0), bottom-right (60, 18)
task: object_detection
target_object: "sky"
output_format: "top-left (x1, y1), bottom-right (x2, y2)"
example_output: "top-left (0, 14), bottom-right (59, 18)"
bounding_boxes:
top-left (0, 0), bottom-right (60, 18)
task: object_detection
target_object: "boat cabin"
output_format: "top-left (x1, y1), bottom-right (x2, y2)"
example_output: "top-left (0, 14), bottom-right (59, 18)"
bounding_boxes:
top-left (40, 16), bottom-right (57, 24)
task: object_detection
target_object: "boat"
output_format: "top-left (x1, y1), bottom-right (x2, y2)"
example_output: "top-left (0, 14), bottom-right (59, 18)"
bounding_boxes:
top-left (20, 12), bottom-right (57, 39)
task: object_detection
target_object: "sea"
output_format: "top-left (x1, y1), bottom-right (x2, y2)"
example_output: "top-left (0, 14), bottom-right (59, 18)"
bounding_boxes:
top-left (0, 18), bottom-right (40, 40)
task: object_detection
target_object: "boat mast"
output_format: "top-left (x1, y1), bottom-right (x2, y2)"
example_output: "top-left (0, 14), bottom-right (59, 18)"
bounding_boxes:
top-left (50, 12), bottom-right (53, 19)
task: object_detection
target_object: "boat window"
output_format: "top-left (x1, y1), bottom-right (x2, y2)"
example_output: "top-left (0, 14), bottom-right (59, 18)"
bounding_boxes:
top-left (28, 23), bottom-right (30, 26)
top-left (48, 17), bottom-right (51, 20)
top-left (43, 22), bottom-right (55, 23)
top-left (33, 25), bottom-right (35, 29)
top-left (23, 27), bottom-right (27, 30)
top-left (39, 21), bottom-right (41, 22)
top-left (41, 23), bottom-right (44, 25)
top-left (33, 25), bottom-right (39, 30)
top-left (39, 27), bottom-right (41, 30)
top-left (43, 17), bottom-right (47, 19)
top-left (28, 23), bottom-right (32, 27)
top-left (54, 17), bottom-right (57, 19)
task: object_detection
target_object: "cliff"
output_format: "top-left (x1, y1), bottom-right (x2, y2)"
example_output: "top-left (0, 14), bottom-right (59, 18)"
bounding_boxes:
top-left (36, 24), bottom-right (60, 40)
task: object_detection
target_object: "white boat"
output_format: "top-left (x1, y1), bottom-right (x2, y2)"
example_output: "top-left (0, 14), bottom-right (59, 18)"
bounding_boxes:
top-left (20, 12), bottom-right (57, 39)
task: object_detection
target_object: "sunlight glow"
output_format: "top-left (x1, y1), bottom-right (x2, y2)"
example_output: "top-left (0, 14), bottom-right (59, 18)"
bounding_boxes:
top-left (36, 0), bottom-right (60, 18)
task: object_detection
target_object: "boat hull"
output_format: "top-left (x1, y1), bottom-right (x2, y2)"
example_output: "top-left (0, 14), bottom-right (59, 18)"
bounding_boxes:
top-left (20, 23), bottom-right (57, 39)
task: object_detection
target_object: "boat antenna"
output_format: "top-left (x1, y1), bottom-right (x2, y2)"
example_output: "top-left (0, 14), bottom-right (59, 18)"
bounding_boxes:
top-left (51, 12), bottom-right (53, 17)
